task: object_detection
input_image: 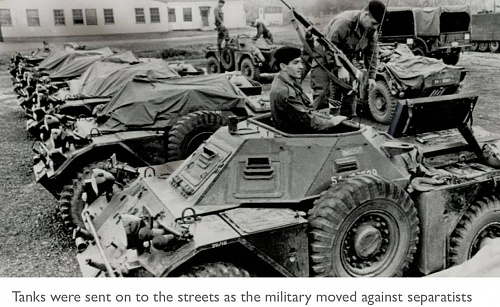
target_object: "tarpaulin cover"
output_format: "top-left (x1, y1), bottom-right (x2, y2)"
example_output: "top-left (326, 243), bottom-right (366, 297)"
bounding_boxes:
top-left (413, 6), bottom-right (471, 36)
top-left (385, 56), bottom-right (450, 88)
top-left (37, 47), bottom-right (113, 72)
top-left (97, 74), bottom-right (246, 132)
top-left (48, 54), bottom-right (106, 79)
top-left (66, 56), bottom-right (179, 98)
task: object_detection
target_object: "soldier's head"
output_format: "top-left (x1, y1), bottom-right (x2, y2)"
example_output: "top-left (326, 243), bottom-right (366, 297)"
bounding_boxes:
top-left (250, 20), bottom-right (257, 27)
top-left (218, 0), bottom-right (225, 8)
top-left (274, 46), bottom-right (303, 80)
top-left (360, 0), bottom-right (386, 31)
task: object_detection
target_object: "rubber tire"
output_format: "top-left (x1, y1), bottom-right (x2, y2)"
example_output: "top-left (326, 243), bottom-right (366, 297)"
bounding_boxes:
top-left (490, 41), bottom-right (500, 53)
top-left (178, 262), bottom-right (251, 277)
top-left (412, 47), bottom-right (425, 57)
top-left (220, 48), bottom-right (235, 70)
top-left (167, 110), bottom-right (227, 161)
top-left (58, 161), bottom-right (134, 230)
top-left (308, 175), bottom-right (419, 277)
top-left (240, 58), bottom-right (260, 81)
top-left (448, 196), bottom-right (500, 266)
top-left (206, 56), bottom-right (222, 74)
top-left (368, 80), bottom-right (398, 124)
top-left (478, 42), bottom-right (489, 52)
top-left (470, 42), bottom-right (478, 52)
top-left (442, 53), bottom-right (460, 66)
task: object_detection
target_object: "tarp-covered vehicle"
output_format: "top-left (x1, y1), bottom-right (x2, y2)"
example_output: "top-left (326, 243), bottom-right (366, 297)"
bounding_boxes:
top-left (73, 92), bottom-right (500, 277)
top-left (367, 44), bottom-right (466, 124)
top-left (412, 6), bottom-right (471, 65)
top-left (379, 7), bottom-right (417, 48)
top-left (32, 74), bottom-right (269, 229)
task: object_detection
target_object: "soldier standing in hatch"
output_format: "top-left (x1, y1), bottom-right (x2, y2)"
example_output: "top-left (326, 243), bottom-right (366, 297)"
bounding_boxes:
top-left (215, 0), bottom-right (229, 49)
top-left (250, 20), bottom-right (274, 44)
top-left (310, 0), bottom-right (386, 116)
top-left (270, 46), bottom-right (347, 134)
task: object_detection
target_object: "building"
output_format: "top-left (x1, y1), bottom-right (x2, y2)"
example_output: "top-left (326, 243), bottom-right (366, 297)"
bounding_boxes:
top-left (0, 0), bottom-right (245, 41)
top-left (244, 0), bottom-right (284, 25)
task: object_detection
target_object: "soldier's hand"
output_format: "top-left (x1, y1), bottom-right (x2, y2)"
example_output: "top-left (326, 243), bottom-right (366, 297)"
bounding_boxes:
top-left (368, 78), bottom-right (377, 91)
top-left (338, 67), bottom-right (349, 82)
top-left (221, 40), bottom-right (227, 48)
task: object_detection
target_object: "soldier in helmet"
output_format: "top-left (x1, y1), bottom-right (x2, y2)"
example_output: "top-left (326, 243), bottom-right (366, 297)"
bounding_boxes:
top-left (250, 20), bottom-right (274, 44)
top-left (270, 46), bottom-right (346, 134)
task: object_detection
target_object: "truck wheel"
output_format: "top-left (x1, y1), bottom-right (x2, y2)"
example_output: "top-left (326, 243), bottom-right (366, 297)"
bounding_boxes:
top-left (167, 111), bottom-right (227, 161)
top-left (221, 48), bottom-right (235, 70)
top-left (489, 41), bottom-right (500, 53)
top-left (308, 175), bottom-right (419, 277)
top-left (470, 42), bottom-right (478, 52)
top-left (240, 58), bottom-right (260, 81)
top-left (368, 80), bottom-right (398, 124)
top-left (442, 53), bottom-right (460, 65)
top-left (206, 56), bottom-right (222, 74)
top-left (58, 161), bottom-right (135, 230)
top-left (478, 42), bottom-right (489, 52)
top-left (448, 196), bottom-right (500, 266)
top-left (177, 262), bottom-right (251, 277)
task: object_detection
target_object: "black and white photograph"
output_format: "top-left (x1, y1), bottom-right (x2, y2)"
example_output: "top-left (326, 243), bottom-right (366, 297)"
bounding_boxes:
top-left (2, 0), bottom-right (500, 287)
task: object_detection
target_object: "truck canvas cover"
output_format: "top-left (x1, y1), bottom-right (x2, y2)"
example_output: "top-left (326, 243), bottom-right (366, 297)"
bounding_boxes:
top-left (96, 74), bottom-right (246, 132)
top-left (413, 6), bottom-right (470, 36)
top-left (37, 47), bottom-right (113, 72)
top-left (66, 56), bottom-right (179, 98)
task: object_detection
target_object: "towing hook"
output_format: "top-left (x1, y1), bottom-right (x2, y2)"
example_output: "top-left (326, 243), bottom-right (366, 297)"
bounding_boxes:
top-left (180, 207), bottom-right (201, 224)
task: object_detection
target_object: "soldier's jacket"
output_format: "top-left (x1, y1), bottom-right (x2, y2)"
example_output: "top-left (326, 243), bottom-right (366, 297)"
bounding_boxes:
top-left (315, 10), bottom-right (379, 79)
top-left (270, 73), bottom-right (344, 134)
top-left (254, 22), bottom-right (270, 38)
top-left (214, 7), bottom-right (224, 27)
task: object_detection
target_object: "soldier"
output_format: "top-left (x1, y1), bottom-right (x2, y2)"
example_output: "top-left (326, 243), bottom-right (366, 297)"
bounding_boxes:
top-left (250, 20), bottom-right (274, 44)
top-left (214, 0), bottom-right (229, 49)
top-left (310, 0), bottom-right (386, 116)
top-left (270, 46), bottom-right (346, 134)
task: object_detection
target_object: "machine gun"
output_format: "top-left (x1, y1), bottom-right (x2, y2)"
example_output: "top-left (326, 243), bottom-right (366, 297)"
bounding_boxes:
top-left (280, 0), bottom-right (363, 93)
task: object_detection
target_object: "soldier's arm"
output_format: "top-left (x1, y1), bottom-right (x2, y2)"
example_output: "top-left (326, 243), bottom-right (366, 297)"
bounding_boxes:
top-left (364, 31), bottom-right (379, 80)
top-left (324, 19), bottom-right (350, 67)
top-left (215, 9), bottom-right (223, 25)
top-left (255, 23), bottom-right (263, 39)
top-left (284, 95), bottom-right (341, 131)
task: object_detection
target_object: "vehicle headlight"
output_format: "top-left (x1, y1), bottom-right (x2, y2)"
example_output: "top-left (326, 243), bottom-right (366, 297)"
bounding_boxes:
top-left (406, 38), bottom-right (414, 45)
top-left (464, 33), bottom-right (470, 40)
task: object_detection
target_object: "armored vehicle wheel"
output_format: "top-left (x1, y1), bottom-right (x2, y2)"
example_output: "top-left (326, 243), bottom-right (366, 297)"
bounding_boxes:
top-left (489, 41), bottom-right (500, 53)
top-left (167, 111), bottom-right (227, 161)
top-left (206, 56), bottom-right (222, 74)
top-left (177, 262), bottom-right (251, 277)
top-left (241, 58), bottom-right (260, 81)
top-left (221, 48), bottom-right (235, 70)
top-left (448, 196), bottom-right (500, 266)
top-left (470, 42), bottom-right (478, 52)
top-left (442, 53), bottom-right (460, 65)
top-left (58, 161), bottom-right (136, 230)
top-left (368, 80), bottom-right (398, 124)
top-left (308, 175), bottom-right (419, 277)
top-left (478, 42), bottom-right (489, 52)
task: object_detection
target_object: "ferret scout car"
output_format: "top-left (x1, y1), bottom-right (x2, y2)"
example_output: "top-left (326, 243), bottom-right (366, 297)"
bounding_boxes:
top-left (74, 93), bottom-right (500, 277)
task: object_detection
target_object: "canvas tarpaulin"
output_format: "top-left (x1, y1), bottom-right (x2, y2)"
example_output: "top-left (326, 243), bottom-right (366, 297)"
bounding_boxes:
top-left (413, 6), bottom-right (471, 36)
top-left (96, 74), bottom-right (246, 132)
top-left (385, 56), bottom-right (450, 88)
top-left (66, 55), bottom-right (179, 98)
top-left (37, 47), bottom-right (113, 72)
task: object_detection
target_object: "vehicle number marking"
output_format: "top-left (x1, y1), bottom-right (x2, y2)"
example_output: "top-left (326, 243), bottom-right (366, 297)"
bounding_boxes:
top-left (433, 78), bottom-right (452, 85)
top-left (331, 169), bottom-right (378, 184)
top-left (341, 146), bottom-right (363, 157)
top-left (212, 241), bottom-right (227, 248)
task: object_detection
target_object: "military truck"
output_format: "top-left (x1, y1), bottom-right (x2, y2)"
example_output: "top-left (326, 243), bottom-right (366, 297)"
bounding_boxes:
top-left (32, 74), bottom-right (270, 229)
top-left (73, 93), bottom-right (500, 277)
top-left (205, 35), bottom-right (280, 80)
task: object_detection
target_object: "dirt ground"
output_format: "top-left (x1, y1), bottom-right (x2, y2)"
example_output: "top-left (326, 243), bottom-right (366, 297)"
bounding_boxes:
top-left (1, 31), bottom-right (500, 277)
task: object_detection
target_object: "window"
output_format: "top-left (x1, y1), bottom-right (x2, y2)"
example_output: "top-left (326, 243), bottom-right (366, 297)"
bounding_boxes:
top-left (135, 8), bottom-right (145, 23)
top-left (0, 9), bottom-right (12, 26)
top-left (26, 9), bottom-right (40, 27)
top-left (53, 9), bottom-right (65, 26)
top-left (183, 8), bottom-right (192, 22)
top-left (85, 9), bottom-right (97, 25)
top-left (103, 9), bottom-right (114, 24)
top-left (168, 8), bottom-right (176, 22)
top-left (72, 9), bottom-right (84, 25)
top-left (150, 7), bottom-right (160, 23)
top-left (264, 7), bottom-right (282, 14)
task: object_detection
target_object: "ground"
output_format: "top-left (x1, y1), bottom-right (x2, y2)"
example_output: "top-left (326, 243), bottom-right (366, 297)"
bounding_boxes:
top-left (0, 27), bottom-right (500, 277)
